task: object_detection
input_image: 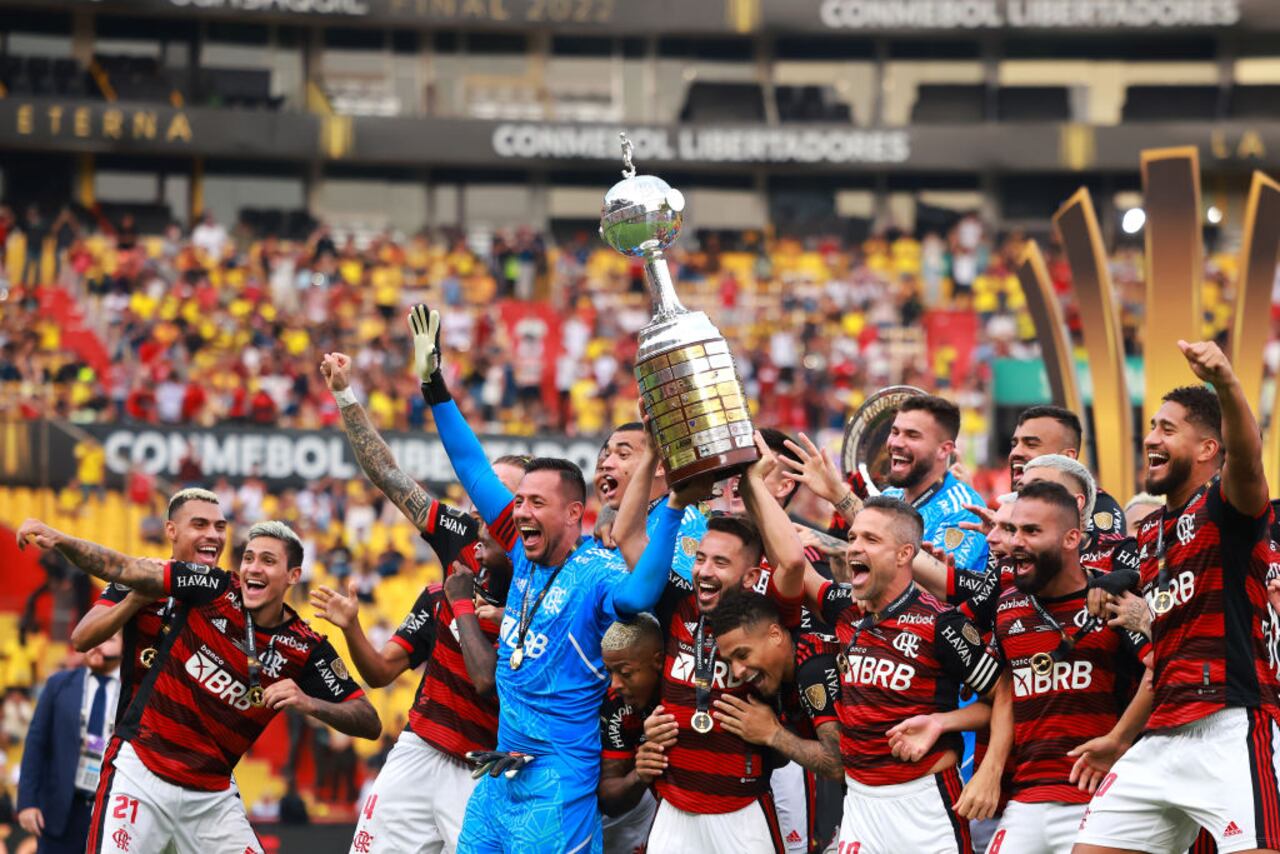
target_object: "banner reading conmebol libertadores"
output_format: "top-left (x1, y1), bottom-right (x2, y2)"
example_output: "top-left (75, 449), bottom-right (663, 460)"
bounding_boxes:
top-left (21, 421), bottom-right (605, 491)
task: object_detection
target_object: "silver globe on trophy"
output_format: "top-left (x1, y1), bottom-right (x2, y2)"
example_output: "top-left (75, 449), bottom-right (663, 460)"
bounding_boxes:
top-left (600, 133), bottom-right (759, 487)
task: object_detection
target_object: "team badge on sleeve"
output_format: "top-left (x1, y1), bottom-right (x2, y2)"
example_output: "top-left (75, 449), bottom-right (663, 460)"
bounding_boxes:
top-left (943, 528), bottom-right (964, 550)
top-left (331, 658), bottom-right (350, 680)
top-left (804, 683), bottom-right (828, 711)
top-left (1093, 511), bottom-right (1114, 532)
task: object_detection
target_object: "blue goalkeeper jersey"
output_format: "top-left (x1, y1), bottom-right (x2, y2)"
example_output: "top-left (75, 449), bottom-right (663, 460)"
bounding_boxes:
top-left (588, 500), bottom-right (707, 583)
top-left (430, 398), bottom-right (681, 796)
top-left (883, 471), bottom-right (989, 573)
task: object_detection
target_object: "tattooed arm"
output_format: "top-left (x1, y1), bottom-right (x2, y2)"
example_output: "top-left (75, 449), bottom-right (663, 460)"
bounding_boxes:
top-left (263, 679), bottom-right (382, 740)
top-left (18, 520), bottom-right (166, 595)
top-left (323, 353), bottom-right (435, 530)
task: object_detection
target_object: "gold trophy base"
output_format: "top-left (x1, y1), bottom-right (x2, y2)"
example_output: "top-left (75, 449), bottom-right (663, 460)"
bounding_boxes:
top-left (636, 336), bottom-right (758, 488)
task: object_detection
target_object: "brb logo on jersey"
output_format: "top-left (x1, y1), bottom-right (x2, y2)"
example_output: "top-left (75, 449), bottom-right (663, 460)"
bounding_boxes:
top-left (669, 651), bottom-right (744, 689)
top-left (841, 653), bottom-right (915, 691)
top-left (1012, 660), bottom-right (1093, 697)
top-left (185, 648), bottom-right (254, 711)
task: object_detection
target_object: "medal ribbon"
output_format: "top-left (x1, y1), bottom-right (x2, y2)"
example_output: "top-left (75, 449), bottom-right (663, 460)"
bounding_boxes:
top-left (513, 564), bottom-right (565, 660)
top-left (1152, 479), bottom-right (1212, 599)
top-left (1028, 584), bottom-right (1100, 667)
top-left (693, 615), bottom-right (716, 723)
top-left (245, 609), bottom-right (262, 703)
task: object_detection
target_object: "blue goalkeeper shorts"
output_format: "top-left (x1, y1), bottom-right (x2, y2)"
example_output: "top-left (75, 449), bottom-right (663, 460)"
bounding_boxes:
top-left (457, 754), bottom-right (602, 854)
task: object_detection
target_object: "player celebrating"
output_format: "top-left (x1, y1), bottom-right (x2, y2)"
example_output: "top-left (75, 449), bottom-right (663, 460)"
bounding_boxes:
top-left (806, 497), bottom-right (1006, 853)
top-left (16, 519), bottom-right (380, 854)
top-left (594, 421), bottom-right (707, 578)
top-left (317, 349), bottom-right (526, 853)
top-left (983, 481), bottom-right (1150, 854)
top-left (706, 588), bottom-right (844, 777)
top-left (70, 488), bottom-right (229, 718)
top-left (1008, 405), bottom-right (1127, 536)
top-left (1075, 341), bottom-right (1280, 854)
top-left (409, 303), bottom-right (705, 853)
top-left (598, 616), bottom-right (666, 854)
top-left (637, 431), bottom-right (809, 853)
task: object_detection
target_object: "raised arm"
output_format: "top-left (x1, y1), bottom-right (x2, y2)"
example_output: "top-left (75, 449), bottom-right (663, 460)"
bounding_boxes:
top-left (442, 565), bottom-right (498, 696)
top-left (71, 591), bottom-right (153, 652)
top-left (612, 499), bottom-right (684, 617)
top-left (18, 520), bottom-right (166, 596)
top-left (310, 582), bottom-right (411, 689)
top-left (323, 352), bottom-right (437, 531)
top-left (1179, 340), bottom-right (1269, 515)
top-left (409, 304), bottom-right (514, 525)
top-left (740, 432), bottom-right (806, 601)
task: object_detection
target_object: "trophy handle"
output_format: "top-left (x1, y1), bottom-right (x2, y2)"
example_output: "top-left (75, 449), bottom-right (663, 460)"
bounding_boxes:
top-left (643, 252), bottom-right (688, 321)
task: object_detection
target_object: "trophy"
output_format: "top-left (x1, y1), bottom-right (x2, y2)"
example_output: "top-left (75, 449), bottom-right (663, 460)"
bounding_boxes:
top-left (601, 133), bottom-right (759, 487)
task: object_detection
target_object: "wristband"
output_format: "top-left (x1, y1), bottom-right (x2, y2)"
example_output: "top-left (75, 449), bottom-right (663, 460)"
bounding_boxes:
top-left (834, 490), bottom-right (857, 514)
top-left (420, 373), bottom-right (452, 406)
top-left (332, 387), bottom-right (358, 408)
top-left (450, 598), bottom-right (476, 617)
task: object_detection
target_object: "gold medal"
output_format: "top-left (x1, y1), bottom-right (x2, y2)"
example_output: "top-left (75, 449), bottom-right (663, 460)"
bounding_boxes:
top-left (836, 652), bottom-right (850, 679)
top-left (139, 648), bottom-right (156, 669)
top-left (1153, 590), bottom-right (1175, 615)
top-left (1030, 652), bottom-right (1055, 676)
top-left (690, 711), bottom-right (714, 734)
top-left (248, 686), bottom-right (265, 707)
top-left (510, 647), bottom-right (525, 670)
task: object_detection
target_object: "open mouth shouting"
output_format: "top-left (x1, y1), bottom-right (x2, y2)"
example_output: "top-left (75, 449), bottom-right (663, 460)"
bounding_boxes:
top-left (1146, 449), bottom-right (1170, 479)
top-left (242, 575), bottom-right (269, 604)
top-left (598, 473), bottom-right (620, 505)
top-left (1009, 457), bottom-right (1027, 483)
top-left (194, 543), bottom-right (221, 566)
top-left (889, 451), bottom-right (913, 478)
top-left (1011, 549), bottom-right (1035, 581)
top-left (694, 576), bottom-right (722, 610)
top-left (519, 523), bottom-right (545, 556)
top-left (848, 557), bottom-right (872, 590)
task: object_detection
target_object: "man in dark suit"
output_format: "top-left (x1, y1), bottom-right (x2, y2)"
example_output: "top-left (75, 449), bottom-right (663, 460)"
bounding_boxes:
top-left (18, 633), bottom-right (122, 853)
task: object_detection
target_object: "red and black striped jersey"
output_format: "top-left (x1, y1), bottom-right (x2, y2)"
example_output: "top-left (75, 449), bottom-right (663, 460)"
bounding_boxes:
top-left (392, 583), bottom-right (501, 762)
top-left (1136, 478), bottom-right (1280, 731)
top-left (775, 632), bottom-right (842, 741)
top-left (1080, 532), bottom-right (1138, 576)
top-left (599, 686), bottom-right (653, 763)
top-left (117, 562), bottom-right (363, 791)
top-left (97, 583), bottom-right (171, 725)
top-left (417, 498), bottom-right (483, 570)
top-left (817, 581), bottom-right (1002, 785)
top-left (652, 571), bottom-right (780, 814)
top-left (992, 585), bottom-right (1147, 804)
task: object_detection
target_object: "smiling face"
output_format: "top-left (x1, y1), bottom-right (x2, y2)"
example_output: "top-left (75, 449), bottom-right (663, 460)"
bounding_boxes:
top-left (167, 499), bottom-right (227, 568)
top-left (691, 530), bottom-right (761, 613)
top-left (844, 507), bottom-right (916, 609)
top-left (886, 409), bottom-right (952, 491)
top-left (1143, 401), bottom-right (1217, 498)
top-left (1009, 417), bottom-right (1077, 487)
top-left (1009, 497), bottom-right (1080, 595)
top-left (596, 429), bottom-right (648, 510)
top-left (239, 536), bottom-right (301, 613)
top-left (714, 619), bottom-right (791, 698)
top-left (513, 469), bottom-right (583, 565)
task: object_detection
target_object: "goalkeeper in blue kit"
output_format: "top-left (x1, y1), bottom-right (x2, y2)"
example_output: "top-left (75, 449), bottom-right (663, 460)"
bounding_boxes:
top-left (408, 304), bottom-right (713, 853)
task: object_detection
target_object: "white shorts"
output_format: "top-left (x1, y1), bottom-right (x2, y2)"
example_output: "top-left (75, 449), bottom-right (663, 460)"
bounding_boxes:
top-left (647, 796), bottom-right (782, 853)
top-left (1076, 707), bottom-right (1280, 854)
top-left (89, 741), bottom-right (260, 854)
top-left (351, 730), bottom-right (478, 854)
top-left (771, 763), bottom-right (809, 853)
top-left (970, 816), bottom-right (1000, 854)
top-left (986, 800), bottom-right (1085, 854)
top-left (835, 767), bottom-right (971, 854)
top-left (603, 791), bottom-right (657, 854)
